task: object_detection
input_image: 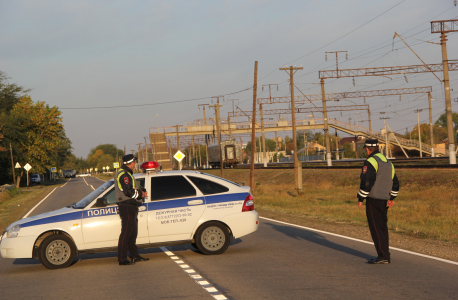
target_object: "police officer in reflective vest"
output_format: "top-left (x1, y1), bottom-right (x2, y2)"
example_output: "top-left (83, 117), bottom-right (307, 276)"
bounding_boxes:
top-left (115, 154), bottom-right (149, 265)
top-left (357, 139), bottom-right (399, 264)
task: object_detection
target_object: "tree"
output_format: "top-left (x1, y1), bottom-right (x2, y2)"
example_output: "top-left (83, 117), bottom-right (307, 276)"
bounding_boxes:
top-left (1, 96), bottom-right (64, 174)
top-left (343, 143), bottom-right (356, 159)
top-left (435, 112), bottom-right (458, 131)
top-left (0, 71), bottom-right (30, 114)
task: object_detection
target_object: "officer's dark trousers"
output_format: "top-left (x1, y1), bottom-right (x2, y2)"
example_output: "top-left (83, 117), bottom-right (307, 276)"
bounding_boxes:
top-left (366, 198), bottom-right (390, 262)
top-left (118, 205), bottom-right (139, 262)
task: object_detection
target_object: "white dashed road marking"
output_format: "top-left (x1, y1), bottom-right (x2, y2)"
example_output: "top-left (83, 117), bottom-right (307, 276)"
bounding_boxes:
top-left (160, 247), bottom-right (227, 300)
top-left (261, 217), bottom-right (458, 266)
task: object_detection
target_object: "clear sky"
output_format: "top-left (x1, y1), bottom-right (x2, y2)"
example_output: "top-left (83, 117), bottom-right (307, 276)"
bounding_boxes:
top-left (1, 0), bottom-right (457, 157)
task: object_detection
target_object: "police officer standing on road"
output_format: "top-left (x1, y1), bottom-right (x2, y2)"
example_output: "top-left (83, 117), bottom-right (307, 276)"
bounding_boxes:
top-left (357, 139), bottom-right (399, 264)
top-left (115, 154), bottom-right (149, 266)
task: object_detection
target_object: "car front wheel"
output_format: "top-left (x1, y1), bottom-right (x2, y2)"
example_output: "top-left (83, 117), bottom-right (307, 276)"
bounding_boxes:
top-left (39, 234), bottom-right (76, 269)
top-left (195, 222), bottom-right (230, 255)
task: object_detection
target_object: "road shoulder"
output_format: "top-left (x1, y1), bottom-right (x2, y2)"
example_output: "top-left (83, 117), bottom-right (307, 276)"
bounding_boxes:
top-left (257, 206), bottom-right (458, 262)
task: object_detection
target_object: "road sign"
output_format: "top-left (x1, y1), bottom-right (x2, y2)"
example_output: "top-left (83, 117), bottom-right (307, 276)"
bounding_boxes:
top-left (113, 162), bottom-right (119, 168)
top-left (174, 150), bottom-right (185, 162)
top-left (24, 163), bottom-right (32, 171)
top-left (95, 168), bottom-right (98, 172)
top-left (103, 166), bottom-right (106, 170)
top-left (106, 166), bottom-right (110, 171)
top-left (15, 162), bottom-right (21, 168)
top-left (51, 167), bottom-right (57, 172)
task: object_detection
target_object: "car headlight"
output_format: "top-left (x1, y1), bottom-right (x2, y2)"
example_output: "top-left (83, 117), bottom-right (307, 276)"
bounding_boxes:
top-left (7, 224), bottom-right (21, 238)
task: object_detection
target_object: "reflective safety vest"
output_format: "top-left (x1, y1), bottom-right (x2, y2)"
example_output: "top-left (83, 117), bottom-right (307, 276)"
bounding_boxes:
top-left (114, 169), bottom-right (140, 205)
top-left (366, 153), bottom-right (395, 200)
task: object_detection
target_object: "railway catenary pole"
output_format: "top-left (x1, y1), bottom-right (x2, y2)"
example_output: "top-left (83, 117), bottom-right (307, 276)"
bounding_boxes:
top-left (380, 118), bottom-right (390, 157)
top-left (250, 62), bottom-right (258, 192)
top-left (415, 109), bottom-right (424, 158)
top-left (228, 117), bottom-right (232, 140)
top-left (260, 104), bottom-right (267, 167)
top-left (335, 129), bottom-right (339, 160)
top-left (136, 143), bottom-right (142, 162)
top-left (275, 132), bottom-right (278, 161)
top-left (279, 65), bottom-right (303, 191)
top-left (173, 125), bottom-right (183, 170)
top-left (192, 136), bottom-right (195, 169)
top-left (210, 97), bottom-right (224, 177)
top-left (431, 19), bottom-right (458, 164)
top-left (428, 92), bottom-right (435, 157)
top-left (320, 78), bottom-right (332, 167)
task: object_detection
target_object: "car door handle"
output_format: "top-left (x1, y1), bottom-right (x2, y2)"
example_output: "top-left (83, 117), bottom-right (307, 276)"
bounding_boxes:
top-left (138, 206), bottom-right (146, 211)
top-left (188, 199), bottom-right (203, 205)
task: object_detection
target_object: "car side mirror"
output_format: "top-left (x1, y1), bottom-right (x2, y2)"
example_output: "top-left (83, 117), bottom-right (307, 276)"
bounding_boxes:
top-left (96, 197), bottom-right (107, 207)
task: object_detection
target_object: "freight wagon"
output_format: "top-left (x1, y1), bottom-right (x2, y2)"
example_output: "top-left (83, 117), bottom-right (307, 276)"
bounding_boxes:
top-left (208, 140), bottom-right (242, 168)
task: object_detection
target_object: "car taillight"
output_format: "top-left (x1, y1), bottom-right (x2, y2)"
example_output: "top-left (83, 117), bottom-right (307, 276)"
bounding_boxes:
top-left (242, 194), bottom-right (254, 212)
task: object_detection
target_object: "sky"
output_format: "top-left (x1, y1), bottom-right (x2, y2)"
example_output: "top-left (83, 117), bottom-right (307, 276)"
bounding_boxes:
top-left (1, 0), bottom-right (458, 158)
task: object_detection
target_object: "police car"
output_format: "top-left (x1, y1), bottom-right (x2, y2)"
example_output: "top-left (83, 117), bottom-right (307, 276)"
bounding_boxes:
top-left (0, 161), bottom-right (259, 269)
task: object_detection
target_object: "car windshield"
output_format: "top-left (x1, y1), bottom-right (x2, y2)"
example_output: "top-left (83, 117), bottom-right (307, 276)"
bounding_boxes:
top-left (31, 174), bottom-right (39, 178)
top-left (73, 180), bottom-right (114, 209)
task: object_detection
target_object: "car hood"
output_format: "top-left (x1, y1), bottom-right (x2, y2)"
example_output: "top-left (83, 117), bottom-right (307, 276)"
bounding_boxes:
top-left (6, 207), bottom-right (76, 230)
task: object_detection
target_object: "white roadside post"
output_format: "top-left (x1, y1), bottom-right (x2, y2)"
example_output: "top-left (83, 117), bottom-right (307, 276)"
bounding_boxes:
top-left (24, 163), bottom-right (32, 186)
top-left (174, 150), bottom-right (185, 170)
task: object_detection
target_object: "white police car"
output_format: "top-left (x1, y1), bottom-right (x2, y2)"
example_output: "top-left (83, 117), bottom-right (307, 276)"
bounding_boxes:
top-left (0, 161), bottom-right (258, 269)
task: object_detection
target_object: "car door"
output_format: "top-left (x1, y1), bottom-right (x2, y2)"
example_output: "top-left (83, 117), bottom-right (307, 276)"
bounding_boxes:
top-left (81, 178), bottom-right (149, 249)
top-left (147, 175), bottom-right (206, 243)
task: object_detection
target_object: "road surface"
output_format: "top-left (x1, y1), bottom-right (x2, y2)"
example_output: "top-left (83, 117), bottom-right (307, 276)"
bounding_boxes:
top-left (1, 177), bottom-right (457, 299)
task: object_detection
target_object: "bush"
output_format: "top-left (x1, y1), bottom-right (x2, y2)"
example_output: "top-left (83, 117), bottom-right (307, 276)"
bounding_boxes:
top-left (6, 187), bottom-right (22, 197)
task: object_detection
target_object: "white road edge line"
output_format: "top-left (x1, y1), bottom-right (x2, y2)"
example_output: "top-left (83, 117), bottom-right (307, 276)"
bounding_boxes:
top-left (160, 247), bottom-right (228, 300)
top-left (260, 217), bottom-right (458, 266)
top-left (22, 188), bottom-right (57, 219)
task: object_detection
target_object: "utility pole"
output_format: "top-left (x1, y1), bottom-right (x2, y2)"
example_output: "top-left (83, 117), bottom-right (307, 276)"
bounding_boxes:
top-left (124, 145), bottom-right (126, 156)
top-left (173, 125), bottom-right (183, 170)
top-left (431, 19), bottom-right (458, 164)
top-left (428, 92), bottom-right (435, 157)
top-left (10, 143), bottom-right (16, 185)
top-left (381, 117), bottom-right (390, 157)
top-left (280, 65), bottom-right (303, 191)
top-left (415, 109), bottom-right (423, 157)
top-left (250, 61), bottom-right (258, 191)
top-left (260, 104), bottom-right (267, 167)
top-left (210, 96), bottom-right (224, 178)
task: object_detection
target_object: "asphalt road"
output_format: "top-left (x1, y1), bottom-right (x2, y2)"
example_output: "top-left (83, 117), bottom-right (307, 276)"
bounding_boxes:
top-left (1, 177), bottom-right (457, 300)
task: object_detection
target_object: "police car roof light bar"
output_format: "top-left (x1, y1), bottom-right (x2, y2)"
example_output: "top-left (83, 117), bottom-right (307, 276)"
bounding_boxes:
top-left (140, 161), bottom-right (159, 172)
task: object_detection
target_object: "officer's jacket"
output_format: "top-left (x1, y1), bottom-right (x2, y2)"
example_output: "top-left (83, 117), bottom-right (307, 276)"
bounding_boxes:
top-left (358, 150), bottom-right (399, 201)
top-left (114, 165), bottom-right (145, 207)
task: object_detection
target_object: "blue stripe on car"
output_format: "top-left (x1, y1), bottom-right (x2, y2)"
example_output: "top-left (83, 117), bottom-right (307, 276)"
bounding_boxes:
top-left (21, 212), bottom-right (82, 228)
top-left (205, 193), bottom-right (248, 205)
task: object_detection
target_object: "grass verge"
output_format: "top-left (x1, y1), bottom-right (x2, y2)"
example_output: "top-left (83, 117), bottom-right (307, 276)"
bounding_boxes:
top-left (203, 168), bottom-right (458, 244)
top-left (0, 180), bottom-right (66, 233)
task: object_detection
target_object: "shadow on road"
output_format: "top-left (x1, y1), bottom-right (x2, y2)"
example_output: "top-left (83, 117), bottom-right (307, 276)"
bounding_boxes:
top-left (265, 222), bottom-right (373, 260)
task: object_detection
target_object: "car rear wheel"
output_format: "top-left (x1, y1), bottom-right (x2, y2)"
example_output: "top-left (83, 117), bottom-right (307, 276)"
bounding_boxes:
top-left (39, 234), bottom-right (76, 269)
top-left (195, 222), bottom-right (230, 255)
